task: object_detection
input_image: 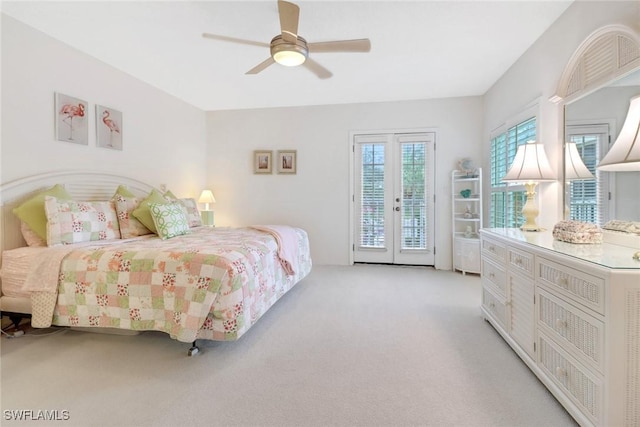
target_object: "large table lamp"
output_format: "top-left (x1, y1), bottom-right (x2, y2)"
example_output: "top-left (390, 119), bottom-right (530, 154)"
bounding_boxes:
top-left (502, 140), bottom-right (555, 231)
top-left (198, 189), bottom-right (216, 226)
top-left (597, 94), bottom-right (640, 171)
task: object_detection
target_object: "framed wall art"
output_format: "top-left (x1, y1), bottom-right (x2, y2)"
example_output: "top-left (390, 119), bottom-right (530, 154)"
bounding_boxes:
top-left (96, 105), bottom-right (123, 150)
top-left (55, 92), bottom-right (88, 145)
top-left (277, 150), bottom-right (297, 174)
top-left (254, 150), bottom-right (273, 174)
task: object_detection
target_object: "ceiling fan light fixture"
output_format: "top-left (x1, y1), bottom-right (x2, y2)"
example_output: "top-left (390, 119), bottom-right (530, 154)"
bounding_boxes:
top-left (273, 50), bottom-right (306, 66)
top-left (271, 35), bottom-right (308, 66)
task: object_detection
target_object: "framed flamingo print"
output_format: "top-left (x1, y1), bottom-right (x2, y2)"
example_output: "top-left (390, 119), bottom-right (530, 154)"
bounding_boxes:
top-left (254, 150), bottom-right (272, 174)
top-left (55, 93), bottom-right (88, 145)
top-left (96, 105), bottom-right (123, 150)
top-left (277, 150), bottom-right (297, 174)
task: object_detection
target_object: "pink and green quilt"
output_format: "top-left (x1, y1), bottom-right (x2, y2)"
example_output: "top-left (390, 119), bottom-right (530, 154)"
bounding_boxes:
top-left (48, 227), bottom-right (311, 342)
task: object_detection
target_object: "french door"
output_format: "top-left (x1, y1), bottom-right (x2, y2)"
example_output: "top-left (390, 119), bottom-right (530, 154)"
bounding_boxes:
top-left (353, 132), bottom-right (435, 265)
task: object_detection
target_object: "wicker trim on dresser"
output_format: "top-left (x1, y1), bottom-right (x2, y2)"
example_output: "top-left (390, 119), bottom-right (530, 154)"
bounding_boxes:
top-left (626, 289), bottom-right (640, 425)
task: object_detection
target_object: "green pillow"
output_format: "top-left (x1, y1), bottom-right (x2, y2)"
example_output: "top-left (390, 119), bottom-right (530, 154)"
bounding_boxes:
top-left (149, 202), bottom-right (189, 240)
top-left (12, 184), bottom-right (72, 240)
top-left (113, 185), bottom-right (136, 198)
top-left (164, 190), bottom-right (178, 200)
top-left (131, 189), bottom-right (170, 234)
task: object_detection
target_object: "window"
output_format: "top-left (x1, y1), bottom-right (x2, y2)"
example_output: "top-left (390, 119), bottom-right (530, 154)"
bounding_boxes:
top-left (565, 123), bottom-right (610, 226)
top-left (489, 116), bottom-right (536, 228)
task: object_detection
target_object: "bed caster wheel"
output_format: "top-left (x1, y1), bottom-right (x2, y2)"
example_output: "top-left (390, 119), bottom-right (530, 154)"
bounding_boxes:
top-left (188, 342), bottom-right (200, 356)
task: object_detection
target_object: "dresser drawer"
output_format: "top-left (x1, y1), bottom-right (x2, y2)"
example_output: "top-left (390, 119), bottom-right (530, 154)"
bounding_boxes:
top-left (482, 287), bottom-right (507, 329)
top-left (537, 257), bottom-right (605, 315)
top-left (537, 288), bottom-right (604, 373)
top-left (482, 258), bottom-right (506, 297)
top-left (482, 236), bottom-right (506, 263)
top-left (508, 246), bottom-right (534, 278)
top-left (538, 332), bottom-right (603, 426)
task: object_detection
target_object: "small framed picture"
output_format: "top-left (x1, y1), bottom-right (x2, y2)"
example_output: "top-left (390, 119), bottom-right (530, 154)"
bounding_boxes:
top-left (96, 105), bottom-right (123, 150)
top-left (55, 93), bottom-right (88, 145)
top-left (254, 150), bottom-right (273, 174)
top-left (277, 150), bottom-right (297, 174)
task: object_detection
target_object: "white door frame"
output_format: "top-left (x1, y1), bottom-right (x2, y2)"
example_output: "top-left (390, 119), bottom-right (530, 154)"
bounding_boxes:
top-left (348, 127), bottom-right (438, 265)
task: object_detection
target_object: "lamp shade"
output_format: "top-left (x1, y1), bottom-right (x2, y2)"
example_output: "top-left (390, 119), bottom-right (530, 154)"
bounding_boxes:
top-left (597, 94), bottom-right (640, 171)
top-left (502, 140), bottom-right (555, 183)
top-left (198, 190), bottom-right (216, 205)
top-left (565, 142), bottom-right (595, 180)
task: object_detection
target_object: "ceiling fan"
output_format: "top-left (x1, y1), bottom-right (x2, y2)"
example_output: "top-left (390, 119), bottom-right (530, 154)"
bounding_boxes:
top-left (202, 0), bottom-right (371, 79)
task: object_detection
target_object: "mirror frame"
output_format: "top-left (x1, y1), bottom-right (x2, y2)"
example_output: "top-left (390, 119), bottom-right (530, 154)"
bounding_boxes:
top-left (550, 24), bottom-right (640, 220)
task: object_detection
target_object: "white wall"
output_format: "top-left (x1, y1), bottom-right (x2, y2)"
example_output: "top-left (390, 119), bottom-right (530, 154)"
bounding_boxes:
top-left (207, 97), bottom-right (483, 267)
top-left (1, 15), bottom-right (207, 198)
top-left (483, 1), bottom-right (640, 229)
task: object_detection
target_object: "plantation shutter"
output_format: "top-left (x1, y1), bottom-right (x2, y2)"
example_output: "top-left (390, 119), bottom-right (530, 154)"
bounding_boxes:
top-left (356, 134), bottom-right (389, 248)
top-left (566, 123), bottom-right (610, 225)
top-left (489, 116), bottom-right (536, 228)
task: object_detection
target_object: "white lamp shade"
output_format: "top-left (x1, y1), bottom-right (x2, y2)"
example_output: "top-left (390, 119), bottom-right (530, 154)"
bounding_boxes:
top-left (502, 140), bottom-right (555, 183)
top-left (198, 190), bottom-right (216, 204)
top-left (565, 142), bottom-right (594, 180)
top-left (597, 94), bottom-right (640, 171)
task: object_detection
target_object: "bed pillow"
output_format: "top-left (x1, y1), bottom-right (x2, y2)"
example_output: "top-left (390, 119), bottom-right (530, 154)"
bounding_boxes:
top-left (44, 196), bottom-right (121, 246)
top-left (20, 221), bottom-right (47, 247)
top-left (131, 189), bottom-right (170, 234)
top-left (114, 194), bottom-right (153, 238)
top-left (178, 198), bottom-right (202, 227)
top-left (12, 184), bottom-right (72, 240)
top-left (113, 185), bottom-right (136, 199)
top-left (164, 190), bottom-right (178, 200)
top-left (149, 202), bottom-right (190, 240)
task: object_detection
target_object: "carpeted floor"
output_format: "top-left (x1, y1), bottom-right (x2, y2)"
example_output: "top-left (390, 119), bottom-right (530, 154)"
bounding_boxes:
top-left (0, 265), bottom-right (577, 426)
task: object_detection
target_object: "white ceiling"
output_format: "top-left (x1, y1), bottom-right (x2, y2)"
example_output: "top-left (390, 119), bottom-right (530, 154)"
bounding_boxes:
top-left (1, 1), bottom-right (573, 111)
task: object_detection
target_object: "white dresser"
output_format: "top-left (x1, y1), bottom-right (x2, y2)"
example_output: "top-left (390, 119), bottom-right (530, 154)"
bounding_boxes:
top-left (480, 228), bottom-right (640, 427)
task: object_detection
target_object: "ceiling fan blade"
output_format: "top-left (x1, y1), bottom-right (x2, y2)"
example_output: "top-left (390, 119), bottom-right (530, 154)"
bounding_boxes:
top-left (278, 0), bottom-right (299, 44)
top-left (246, 57), bottom-right (276, 75)
top-left (303, 57), bottom-right (332, 79)
top-left (308, 39), bottom-right (371, 53)
top-left (202, 33), bottom-right (269, 48)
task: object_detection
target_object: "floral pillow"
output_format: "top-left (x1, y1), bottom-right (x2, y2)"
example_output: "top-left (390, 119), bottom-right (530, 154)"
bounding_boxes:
top-left (44, 196), bottom-right (121, 246)
top-left (148, 202), bottom-right (190, 240)
top-left (12, 184), bottom-right (72, 240)
top-left (114, 194), bottom-right (153, 238)
top-left (178, 198), bottom-right (202, 227)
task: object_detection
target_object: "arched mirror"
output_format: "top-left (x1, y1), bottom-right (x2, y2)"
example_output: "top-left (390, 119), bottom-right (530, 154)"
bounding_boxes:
top-left (555, 25), bottom-right (640, 225)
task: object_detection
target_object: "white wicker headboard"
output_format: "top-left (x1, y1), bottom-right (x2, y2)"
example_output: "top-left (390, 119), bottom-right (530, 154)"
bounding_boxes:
top-left (0, 170), bottom-right (157, 253)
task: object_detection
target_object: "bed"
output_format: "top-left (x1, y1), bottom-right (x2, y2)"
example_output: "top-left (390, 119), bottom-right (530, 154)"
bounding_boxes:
top-left (0, 171), bottom-right (312, 354)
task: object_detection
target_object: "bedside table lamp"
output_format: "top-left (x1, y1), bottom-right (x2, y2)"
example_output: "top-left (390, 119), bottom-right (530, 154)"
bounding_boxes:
top-left (198, 189), bottom-right (216, 226)
top-left (502, 140), bottom-right (555, 231)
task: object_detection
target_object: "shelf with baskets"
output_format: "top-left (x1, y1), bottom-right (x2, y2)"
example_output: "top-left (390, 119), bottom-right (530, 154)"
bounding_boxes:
top-left (452, 168), bottom-right (482, 274)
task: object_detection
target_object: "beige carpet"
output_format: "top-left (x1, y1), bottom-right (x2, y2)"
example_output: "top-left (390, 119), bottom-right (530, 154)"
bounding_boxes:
top-left (0, 265), bottom-right (577, 426)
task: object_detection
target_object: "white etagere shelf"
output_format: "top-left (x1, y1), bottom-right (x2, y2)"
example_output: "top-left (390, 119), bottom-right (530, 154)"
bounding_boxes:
top-left (451, 168), bottom-right (482, 274)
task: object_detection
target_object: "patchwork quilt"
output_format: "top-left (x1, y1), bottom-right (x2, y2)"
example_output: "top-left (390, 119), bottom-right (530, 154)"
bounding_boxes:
top-left (30, 227), bottom-right (311, 342)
